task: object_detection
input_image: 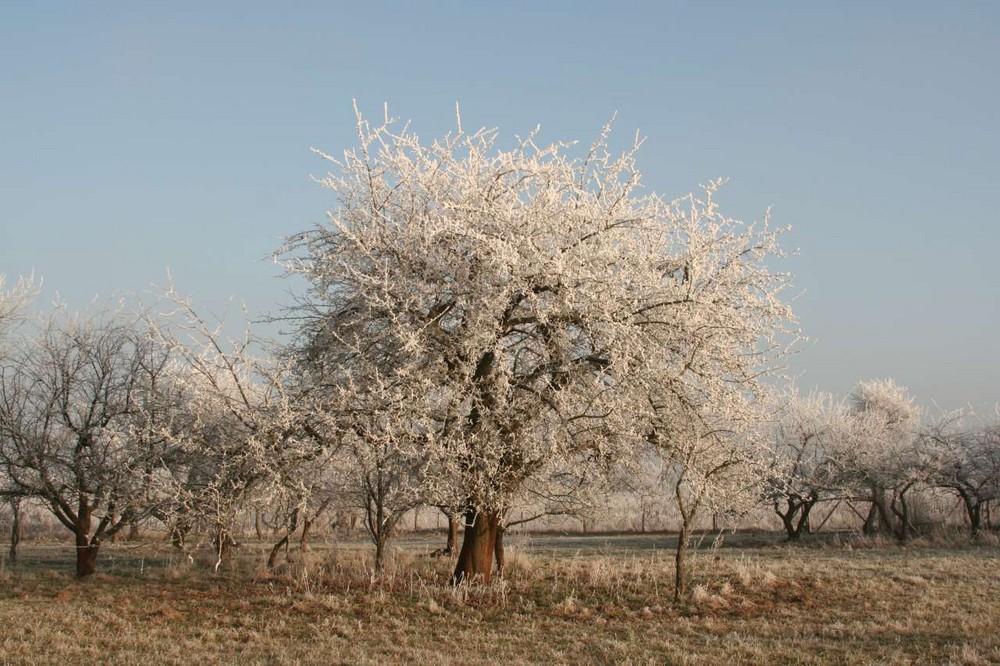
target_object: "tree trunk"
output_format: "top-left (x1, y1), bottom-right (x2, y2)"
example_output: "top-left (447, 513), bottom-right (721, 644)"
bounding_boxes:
top-left (959, 490), bottom-right (982, 536)
top-left (75, 501), bottom-right (98, 577)
top-left (776, 498), bottom-right (800, 541)
top-left (255, 508), bottom-right (265, 541)
top-left (8, 499), bottom-right (22, 564)
top-left (128, 520), bottom-right (140, 541)
top-left (863, 499), bottom-right (880, 535)
top-left (796, 497), bottom-right (817, 538)
top-left (267, 534), bottom-right (291, 569)
top-left (76, 539), bottom-right (99, 577)
top-left (267, 509), bottom-right (299, 569)
top-left (888, 486), bottom-right (915, 541)
top-left (494, 523), bottom-right (505, 577)
top-left (300, 515), bottom-right (313, 552)
top-left (452, 508), bottom-right (500, 585)
top-left (674, 520), bottom-right (692, 601)
top-left (374, 534), bottom-right (387, 573)
top-left (446, 510), bottom-right (460, 555)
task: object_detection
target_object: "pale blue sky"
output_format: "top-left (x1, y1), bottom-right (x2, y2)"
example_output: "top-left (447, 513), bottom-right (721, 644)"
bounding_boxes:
top-left (2, 2), bottom-right (997, 412)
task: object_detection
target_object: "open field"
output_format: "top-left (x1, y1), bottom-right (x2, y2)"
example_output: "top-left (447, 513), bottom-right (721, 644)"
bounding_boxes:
top-left (1, 533), bottom-right (999, 665)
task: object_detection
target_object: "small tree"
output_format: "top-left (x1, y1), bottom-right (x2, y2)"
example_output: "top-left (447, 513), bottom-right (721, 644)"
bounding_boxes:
top-left (836, 379), bottom-right (923, 540)
top-left (649, 413), bottom-right (769, 599)
top-left (153, 290), bottom-right (329, 569)
top-left (925, 418), bottom-right (1000, 536)
top-left (765, 390), bottom-right (845, 540)
top-left (0, 306), bottom-right (176, 576)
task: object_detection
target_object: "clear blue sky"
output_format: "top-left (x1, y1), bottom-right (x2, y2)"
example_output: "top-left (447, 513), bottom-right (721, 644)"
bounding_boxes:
top-left (2, 2), bottom-right (997, 412)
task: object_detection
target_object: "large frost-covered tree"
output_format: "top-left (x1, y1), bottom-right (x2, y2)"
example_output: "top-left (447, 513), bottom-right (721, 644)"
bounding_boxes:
top-left (282, 106), bottom-right (796, 584)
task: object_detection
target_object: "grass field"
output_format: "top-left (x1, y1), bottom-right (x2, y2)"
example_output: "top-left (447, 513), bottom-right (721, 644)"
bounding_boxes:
top-left (1, 532), bottom-right (998, 665)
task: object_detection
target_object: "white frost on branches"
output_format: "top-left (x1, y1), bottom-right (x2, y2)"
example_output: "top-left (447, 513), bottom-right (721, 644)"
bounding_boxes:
top-left (281, 105), bottom-right (798, 551)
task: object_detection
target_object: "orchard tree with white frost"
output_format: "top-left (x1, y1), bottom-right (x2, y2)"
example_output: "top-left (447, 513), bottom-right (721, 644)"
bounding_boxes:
top-left (282, 105), bottom-right (796, 585)
top-left (836, 379), bottom-right (924, 540)
top-left (152, 290), bottom-right (333, 566)
top-left (924, 416), bottom-right (1000, 536)
top-left (0, 305), bottom-right (178, 577)
top-left (764, 390), bottom-right (846, 541)
top-left (0, 274), bottom-right (38, 563)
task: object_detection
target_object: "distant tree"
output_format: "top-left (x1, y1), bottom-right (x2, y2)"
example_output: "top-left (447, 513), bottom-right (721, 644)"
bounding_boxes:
top-left (152, 290), bottom-right (329, 569)
top-left (925, 417), bottom-right (1000, 536)
top-left (836, 379), bottom-right (923, 540)
top-left (764, 390), bottom-right (845, 540)
top-left (0, 306), bottom-right (176, 576)
top-left (0, 274), bottom-right (38, 563)
top-left (280, 106), bottom-right (795, 585)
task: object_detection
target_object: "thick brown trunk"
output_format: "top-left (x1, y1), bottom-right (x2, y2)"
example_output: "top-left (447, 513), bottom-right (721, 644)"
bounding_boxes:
top-left (798, 498), bottom-right (816, 536)
top-left (776, 498), bottom-right (799, 540)
top-left (76, 541), bottom-right (99, 577)
top-left (971, 503), bottom-right (982, 537)
top-left (75, 513), bottom-right (98, 578)
top-left (75, 501), bottom-right (98, 577)
top-left (267, 534), bottom-right (290, 569)
top-left (451, 508), bottom-right (500, 585)
top-left (128, 521), bottom-right (140, 541)
top-left (777, 494), bottom-right (818, 541)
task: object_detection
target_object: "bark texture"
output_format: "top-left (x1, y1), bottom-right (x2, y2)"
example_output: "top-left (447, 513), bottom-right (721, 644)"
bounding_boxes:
top-left (452, 508), bottom-right (500, 585)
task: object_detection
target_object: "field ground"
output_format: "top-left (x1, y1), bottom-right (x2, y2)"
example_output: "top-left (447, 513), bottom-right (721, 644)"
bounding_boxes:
top-left (1, 531), bottom-right (998, 665)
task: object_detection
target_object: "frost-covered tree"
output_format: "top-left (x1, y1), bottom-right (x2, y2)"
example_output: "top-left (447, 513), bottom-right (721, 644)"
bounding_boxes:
top-left (281, 105), bottom-right (796, 584)
top-left (765, 390), bottom-right (846, 540)
top-left (152, 290), bottom-right (331, 567)
top-left (837, 379), bottom-right (923, 540)
top-left (0, 273), bottom-right (38, 563)
top-left (925, 417), bottom-right (1000, 536)
top-left (0, 306), bottom-right (177, 576)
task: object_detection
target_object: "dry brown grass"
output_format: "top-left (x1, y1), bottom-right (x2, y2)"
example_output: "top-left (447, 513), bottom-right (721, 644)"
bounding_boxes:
top-left (1, 534), bottom-right (998, 665)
